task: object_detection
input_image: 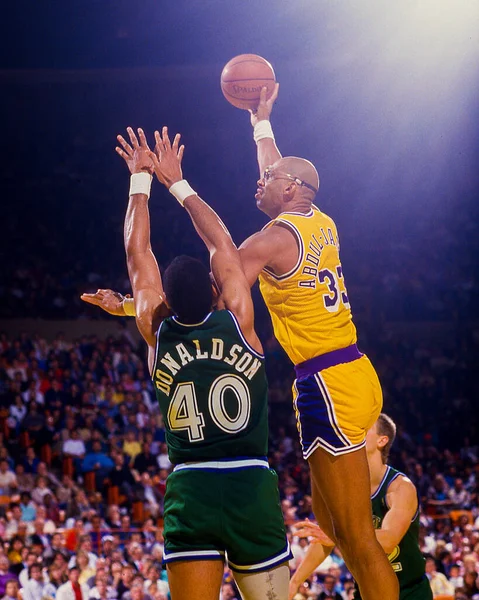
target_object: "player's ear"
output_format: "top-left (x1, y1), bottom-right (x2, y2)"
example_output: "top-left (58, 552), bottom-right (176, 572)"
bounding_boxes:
top-left (377, 434), bottom-right (389, 450)
top-left (283, 181), bottom-right (297, 202)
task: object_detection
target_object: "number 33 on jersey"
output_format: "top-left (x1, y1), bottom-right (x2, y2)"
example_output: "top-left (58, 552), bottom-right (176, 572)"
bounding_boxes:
top-left (259, 206), bottom-right (357, 365)
top-left (152, 310), bottom-right (269, 465)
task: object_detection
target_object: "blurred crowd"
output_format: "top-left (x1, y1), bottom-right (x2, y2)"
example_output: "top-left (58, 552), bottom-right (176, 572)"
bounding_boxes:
top-left (0, 328), bottom-right (477, 600)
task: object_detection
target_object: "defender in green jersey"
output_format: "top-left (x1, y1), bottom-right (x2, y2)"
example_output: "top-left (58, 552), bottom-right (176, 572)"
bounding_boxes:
top-left (289, 414), bottom-right (432, 600)
top-left (90, 126), bottom-right (291, 600)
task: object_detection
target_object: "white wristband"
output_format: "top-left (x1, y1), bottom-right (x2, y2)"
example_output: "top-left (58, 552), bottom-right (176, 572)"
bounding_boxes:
top-left (129, 173), bottom-right (152, 199)
top-left (123, 297), bottom-right (136, 317)
top-left (169, 179), bottom-right (196, 206)
top-left (253, 120), bottom-right (275, 144)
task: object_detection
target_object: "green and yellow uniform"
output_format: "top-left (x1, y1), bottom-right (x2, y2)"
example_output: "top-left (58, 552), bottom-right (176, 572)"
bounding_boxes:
top-left (152, 309), bottom-right (291, 572)
top-left (355, 466), bottom-right (432, 599)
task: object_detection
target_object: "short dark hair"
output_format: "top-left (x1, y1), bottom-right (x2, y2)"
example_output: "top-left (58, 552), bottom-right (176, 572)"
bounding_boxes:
top-left (376, 413), bottom-right (397, 464)
top-left (163, 256), bottom-right (213, 324)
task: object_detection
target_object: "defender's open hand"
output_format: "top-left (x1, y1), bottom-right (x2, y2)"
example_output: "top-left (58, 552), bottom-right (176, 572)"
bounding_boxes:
top-left (149, 126), bottom-right (185, 189)
top-left (116, 127), bottom-right (155, 175)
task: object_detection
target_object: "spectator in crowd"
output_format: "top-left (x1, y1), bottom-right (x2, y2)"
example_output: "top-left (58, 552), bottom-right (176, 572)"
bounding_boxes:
top-left (0, 460), bottom-right (18, 496)
top-left (134, 474), bottom-right (162, 519)
top-left (0, 559), bottom-right (17, 598)
top-left (122, 432), bottom-right (141, 464)
top-left (19, 492), bottom-right (36, 522)
top-left (81, 442), bottom-right (114, 489)
top-left (63, 431), bottom-right (86, 465)
top-left (7, 537), bottom-right (24, 566)
top-left (31, 476), bottom-right (54, 505)
top-left (69, 536), bottom-right (97, 570)
top-left (318, 574), bottom-right (342, 600)
top-left (9, 395), bottom-right (27, 431)
top-left (22, 448), bottom-right (40, 476)
top-left (425, 557), bottom-right (455, 597)
top-left (22, 563), bottom-right (45, 600)
top-left (56, 567), bottom-right (89, 600)
top-left (88, 576), bottom-right (117, 600)
top-left (457, 570), bottom-right (479, 598)
top-left (77, 551), bottom-right (96, 586)
top-left (132, 443), bottom-right (156, 475)
top-left (109, 454), bottom-right (137, 502)
top-left (18, 553), bottom-right (38, 588)
top-left (116, 565), bottom-right (134, 600)
top-left (449, 478), bottom-right (472, 510)
top-left (1, 581), bottom-right (19, 600)
top-left (43, 565), bottom-right (67, 600)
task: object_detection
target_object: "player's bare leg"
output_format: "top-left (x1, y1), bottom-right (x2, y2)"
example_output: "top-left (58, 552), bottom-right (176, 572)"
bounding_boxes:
top-left (167, 560), bottom-right (224, 600)
top-left (234, 563), bottom-right (289, 600)
top-left (308, 447), bottom-right (399, 600)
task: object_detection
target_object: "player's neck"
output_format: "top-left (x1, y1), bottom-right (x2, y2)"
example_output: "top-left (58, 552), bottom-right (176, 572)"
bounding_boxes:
top-left (369, 454), bottom-right (388, 495)
top-left (278, 199), bottom-right (312, 217)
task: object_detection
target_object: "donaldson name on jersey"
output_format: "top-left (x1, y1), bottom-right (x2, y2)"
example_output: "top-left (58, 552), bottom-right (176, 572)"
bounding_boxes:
top-left (152, 310), bottom-right (269, 464)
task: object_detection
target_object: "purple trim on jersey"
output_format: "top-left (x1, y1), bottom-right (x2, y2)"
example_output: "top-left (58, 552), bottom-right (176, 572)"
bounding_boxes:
top-left (294, 374), bottom-right (351, 454)
top-left (294, 344), bottom-right (363, 379)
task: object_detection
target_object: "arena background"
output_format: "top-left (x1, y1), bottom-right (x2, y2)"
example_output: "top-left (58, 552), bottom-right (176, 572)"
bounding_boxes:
top-left (0, 1), bottom-right (478, 599)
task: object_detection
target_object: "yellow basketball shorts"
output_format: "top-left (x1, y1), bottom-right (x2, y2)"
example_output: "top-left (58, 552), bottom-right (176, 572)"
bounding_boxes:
top-left (293, 348), bottom-right (382, 458)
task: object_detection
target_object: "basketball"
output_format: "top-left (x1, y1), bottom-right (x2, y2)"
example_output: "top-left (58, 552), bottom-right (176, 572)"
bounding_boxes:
top-left (220, 54), bottom-right (276, 110)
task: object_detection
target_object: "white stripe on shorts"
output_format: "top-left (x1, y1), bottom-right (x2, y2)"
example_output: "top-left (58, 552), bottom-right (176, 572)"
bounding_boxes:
top-left (173, 458), bottom-right (269, 472)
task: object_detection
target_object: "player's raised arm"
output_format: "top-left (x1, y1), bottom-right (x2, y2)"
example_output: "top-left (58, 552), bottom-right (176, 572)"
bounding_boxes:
top-left (250, 83), bottom-right (281, 176)
top-left (116, 127), bottom-right (167, 369)
top-left (149, 127), bottom-right (262, 354)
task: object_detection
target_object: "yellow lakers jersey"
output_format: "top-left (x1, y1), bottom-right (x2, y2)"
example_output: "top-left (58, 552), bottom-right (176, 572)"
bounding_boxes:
top-left (258, 206), bottom-right (357, 365)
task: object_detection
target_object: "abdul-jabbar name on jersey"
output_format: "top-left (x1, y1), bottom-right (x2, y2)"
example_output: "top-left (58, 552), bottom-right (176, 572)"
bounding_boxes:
top-left (371, 467), bottom-right (426, 591)
top-left (258, 206), bottom-right (357, 365)
top-left (152, 310), bottom-right (268, 465)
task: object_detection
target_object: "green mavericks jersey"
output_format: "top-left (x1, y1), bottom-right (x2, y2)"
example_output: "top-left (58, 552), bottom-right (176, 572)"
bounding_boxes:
top-left (355, 466), bottom-right (429, 600)
top-left (152, 310), bottom-right (268, 465)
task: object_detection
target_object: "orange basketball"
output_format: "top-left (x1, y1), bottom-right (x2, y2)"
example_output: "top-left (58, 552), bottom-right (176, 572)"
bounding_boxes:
top-left (220, 54), bottom-right (276, 110)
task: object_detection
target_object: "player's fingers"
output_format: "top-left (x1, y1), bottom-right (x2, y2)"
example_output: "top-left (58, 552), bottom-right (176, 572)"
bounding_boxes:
top-left (177, 145), bottom-right (185, 163)
top-left (162, 126), bottom-right (171, 150)
top-left (127, 127), bottom-right (140, 149)
top-left (137, 128), bottom-right (150, 150)
top-left (115, 147), bottom-right (129, 160)
top-left (147, 150), bottom-right (160, 168)
top-left (259, 86), bottom-right (268, 103)
top-left (117, 135), bottom-right (133, 155)
top-left (154, 130), bottom-right (162, 154)
top-left (171, 133), bottom-right (181, 153)
top-left (270, 82), bottom-right (279, 103)
top-left (294, 520), bottom-right (312, 528)
top-left (80, 295), bottom-right (101, 306)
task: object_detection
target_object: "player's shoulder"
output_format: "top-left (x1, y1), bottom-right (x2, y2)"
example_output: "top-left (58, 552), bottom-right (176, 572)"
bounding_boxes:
top-left (387, 471), bottom-right (418, 501)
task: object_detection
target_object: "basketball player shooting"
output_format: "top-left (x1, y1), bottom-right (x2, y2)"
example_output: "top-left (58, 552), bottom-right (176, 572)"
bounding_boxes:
top-left (228, 85), bottom-right (399, 600)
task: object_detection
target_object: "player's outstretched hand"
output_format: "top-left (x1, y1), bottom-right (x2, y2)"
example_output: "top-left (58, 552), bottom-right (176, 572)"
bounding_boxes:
top-left (81, 289), bottom-right (129, 316)
top-left (149, 126), bottom-right (185, 189)
top-left (293, 519), bottom-right (335, 546)
top-left (116, 127), bottom-right (155, 175)
top-left (249, 82), bottom-right (279, 127)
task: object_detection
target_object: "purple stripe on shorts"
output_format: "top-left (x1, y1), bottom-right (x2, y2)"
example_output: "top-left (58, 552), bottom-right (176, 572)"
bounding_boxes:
top-left (294, 344), bottom-right (363, 380)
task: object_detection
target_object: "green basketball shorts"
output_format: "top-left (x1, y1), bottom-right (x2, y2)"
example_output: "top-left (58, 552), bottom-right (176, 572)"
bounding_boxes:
top-left (162, 457), bottom-right (292, 573)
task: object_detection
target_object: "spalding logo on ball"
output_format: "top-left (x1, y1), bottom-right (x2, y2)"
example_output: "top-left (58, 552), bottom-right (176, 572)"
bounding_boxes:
top-left (220, 54), bottom-right (276, 110)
